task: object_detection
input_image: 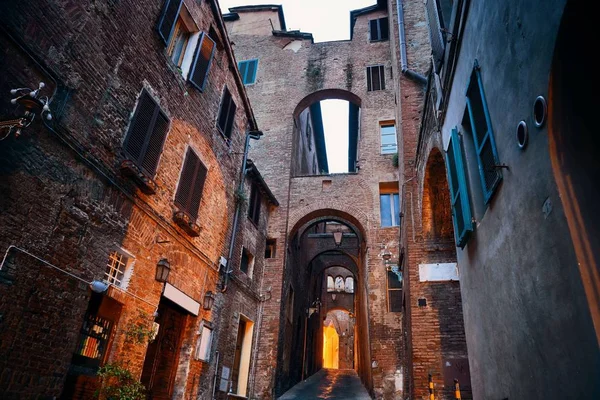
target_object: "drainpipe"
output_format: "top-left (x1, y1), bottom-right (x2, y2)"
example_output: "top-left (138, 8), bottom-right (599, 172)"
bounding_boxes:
top-left (397, 0), bottom-right (428, 85)
top-left (221, 130), bottom-right (263, 292)
top-left (211, 351), bottom-right (220, 399)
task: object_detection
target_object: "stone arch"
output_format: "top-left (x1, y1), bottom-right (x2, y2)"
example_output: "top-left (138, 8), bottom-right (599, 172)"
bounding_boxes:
top-left (421, 148), bottom-right (453, 241)
top-left (288, 206), bottom-right (370, 241)
top-left (293, 89), bottom-right (362, 119)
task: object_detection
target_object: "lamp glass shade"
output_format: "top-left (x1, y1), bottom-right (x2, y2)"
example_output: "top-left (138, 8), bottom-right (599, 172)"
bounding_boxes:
top-left (156, 259), bottom-right (171, 283)
top-left (203, 291), bottom-right (215, 310)
top-left (333, 231), bottom-right (343, 246)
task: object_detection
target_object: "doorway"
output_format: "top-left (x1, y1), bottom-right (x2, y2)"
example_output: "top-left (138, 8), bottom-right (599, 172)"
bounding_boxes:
top-left (231, 315), bottom-right (254, 397)
top-left (140, 299), bottom-right (186, 400)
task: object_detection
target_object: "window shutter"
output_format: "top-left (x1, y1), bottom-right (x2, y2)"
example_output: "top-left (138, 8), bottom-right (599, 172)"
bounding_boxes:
top-left (238, 61), bottom-right (248, 83)
top-left (380, 17), bottom-right (389, 41)
top-left (367, 67), bottom-right (373, 91)
top-left (124, 91), bottom-right (169, 177)
top-left (425, 0), bottom-right (445, 69)
top-left (189, 33), bottom-right (216, 91)
top-left (225, 101), bottom-right (236, 138)
top-left (466, 62), bottom-right (501, 203)
top-left (445, 128), bottom-right (473, 248)
top-left (175, 149), bottom-right (207, 219)
top-left (379, 65), bottom-right (386, 90)
top-left (217, 88), bottom-right (236, 138)
top-left (158, 0), bottom-right (183, 45)
top-left (247, 60), bottom-right (257, 84)
top-left (369, 19), bottom-right (379, 41)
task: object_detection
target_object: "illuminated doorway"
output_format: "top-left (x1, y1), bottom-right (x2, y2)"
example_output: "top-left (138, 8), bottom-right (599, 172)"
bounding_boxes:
top-left (323, 322), bottom-right (339, 369)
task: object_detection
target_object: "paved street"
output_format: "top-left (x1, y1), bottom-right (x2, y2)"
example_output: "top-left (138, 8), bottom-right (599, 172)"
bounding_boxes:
top-left (278, 369), bottom-right (371, 399)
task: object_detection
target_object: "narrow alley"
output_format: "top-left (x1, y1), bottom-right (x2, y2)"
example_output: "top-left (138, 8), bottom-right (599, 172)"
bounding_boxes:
top-left (278, 369), bottom-right (371, 400)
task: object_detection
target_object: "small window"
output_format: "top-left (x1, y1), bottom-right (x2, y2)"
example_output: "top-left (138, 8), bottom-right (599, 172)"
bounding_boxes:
top-left (217, 87), bottom-right (237, 139)
top-left (326, 275), bottom-right (335, 292)
top-left (387, 266), bottom-right (403, 312)
top-left (105, 251), bottom-right (132, 288)
top-left (465, 61), bottom-right (502, 203)
top-left (380, 121), bottom-right (397, 154)
top-left (240, 247), bottom-right (254, 277)
top-left (265, 238), bottom-right (276, 259)
top-left (345, 277), bottom-right (354, 293)
top-left (174, 148), bottom-right (208, 220)
top-left (334, 276), bottom-right (344, 292)
top-left (195, 321), bottom-right (213, 361)
top-left (380, 182), bottom-right (400, 227)
top-left (238, 59), bottom-right (258, 85)
top-left (367, 65), bottom-right (386, 91)
top-left (73, 312), bottom-right (113, 367)
top-left (124, 90), bottom-right (170, 177)
top-left (369, 17), bottom-right (389, 42)
top-left (248, 182), bottom-right (261, 226)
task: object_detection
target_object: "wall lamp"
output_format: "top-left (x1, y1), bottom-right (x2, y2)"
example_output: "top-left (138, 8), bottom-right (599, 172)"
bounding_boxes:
top-left (203, 291), bottom-right (216, 310)
top-left (1, 82), bottom-right (53, 140)
top-left (155, 258), bottom-right (171, 283)
top-left (382, 249), bottom-right (392, 265)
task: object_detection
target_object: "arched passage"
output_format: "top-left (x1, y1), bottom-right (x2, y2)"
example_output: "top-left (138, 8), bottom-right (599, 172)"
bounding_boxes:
top-left (422, 148), bottom-right (454, 243)
top-left (274, 211), bottom-right (371, 397)
top-left (548, 0), bottom-right (600, 344)
top-left (291, 89), bottom-right (362, 175)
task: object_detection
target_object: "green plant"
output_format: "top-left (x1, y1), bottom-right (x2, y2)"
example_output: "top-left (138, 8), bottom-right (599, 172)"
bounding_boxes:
top-left (234, 187), bottom-right (248, 204)
top-left (124, 311), bottom-right (156, 345)
top-left (97, 363), bottom-right (146, 400)
top-left (392, 152), bottom-right (399, 168)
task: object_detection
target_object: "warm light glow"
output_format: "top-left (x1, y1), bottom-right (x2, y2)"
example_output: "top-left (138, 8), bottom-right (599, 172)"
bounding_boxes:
top-left (323, 323), bottom-right (339, 369)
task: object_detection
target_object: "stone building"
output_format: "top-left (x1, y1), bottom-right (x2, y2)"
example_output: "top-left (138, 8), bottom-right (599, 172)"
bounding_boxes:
top-left (0, 0), bottom-right (275, 399)
top-left (412, 0), bottom-right (600, 399)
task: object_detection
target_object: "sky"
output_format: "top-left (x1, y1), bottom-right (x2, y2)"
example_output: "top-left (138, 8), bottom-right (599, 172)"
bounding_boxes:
top-left (219, 0), bottom-right (376, 173)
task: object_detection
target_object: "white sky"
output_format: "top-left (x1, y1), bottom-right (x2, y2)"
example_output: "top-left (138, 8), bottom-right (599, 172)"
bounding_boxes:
top-left (219, 0), bottom-right (375, 173)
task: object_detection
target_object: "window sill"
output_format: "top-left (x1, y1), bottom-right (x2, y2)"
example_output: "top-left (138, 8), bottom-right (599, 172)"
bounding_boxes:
top-left (120, 160), bottom-right (157, 194)
top-left (380, 225), bottom-right (400, 229)
top-left (173, 210), bottom-right (201, 237)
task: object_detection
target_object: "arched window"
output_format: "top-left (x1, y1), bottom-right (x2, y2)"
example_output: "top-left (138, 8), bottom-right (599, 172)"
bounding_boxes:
top-left (327, 275), bottom-right (335, 292)
top-left (344, 277), bottom-right (354, 293)
top-left (334, 276), bottom-right (344, 292)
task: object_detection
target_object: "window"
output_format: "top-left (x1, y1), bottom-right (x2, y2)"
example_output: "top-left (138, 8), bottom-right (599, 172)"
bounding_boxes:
top-left (367, 65), bottom-right (386, 91)
top-left (238, 59), bottom-right (258, 85)
top-left (124, 90), bottom-right (170, 177)
top-left (345, 277), bottom-right (354, 293)
top-left (248, 182), bottom-right (261, 226)
top-left (157, 0), bottom-right (215, 90)
top-left (445, 128), bottom-right (473, 248)
top-left (195, 321), bottom-right (213, 361)
top-left (465, 61), bottom-right (502, 203)
top-left (174, 148), bottom-right (208, 220)
top-left (387, 265), bottom-right (403, 312)
top-left (380, 121), bottom-right (397, 154)
top-left (369, 17), bottom-right (389, 41)
top-left (265, 238), bottom-right (276, 259)
top-left (217, 87), bottom-right (237, 139)
top-left (104, 251), bottom-right (132, 288)
top-left (380, 182), bottom-right (400, 227)
top-left (74, 312), bottom-right (112, 366)
top-left (326, 275), bottom-right (335, 292)
top-left (240, 247), bottom-right (254, 277)
top-left (334, 276), bottom-right (344, 291)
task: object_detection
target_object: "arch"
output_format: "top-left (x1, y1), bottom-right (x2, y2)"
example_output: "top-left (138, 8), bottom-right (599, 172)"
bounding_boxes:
top-left (548, 0), bottom-right (600, 345)
top-left (289, 208), bottom-right (369, 244)
top-left (422, 148), bottom-right (454, 241)
top-left (309, 250), bottom-right (359, 278)
top-left (293, 89), bottom-right (362, 119)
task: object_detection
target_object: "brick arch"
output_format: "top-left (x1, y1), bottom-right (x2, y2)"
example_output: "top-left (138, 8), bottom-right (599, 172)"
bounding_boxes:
top-left (293, 89), bottom-right (362, 119)
top-left (288, 205), bottom-right (370, 242)
top-left (310, 252), bottom-right (359, 278)
top-left (422, 148), bottom-right (454, 241)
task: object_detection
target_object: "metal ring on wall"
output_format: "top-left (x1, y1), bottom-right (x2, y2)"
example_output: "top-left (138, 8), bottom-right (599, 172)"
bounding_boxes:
top-left (517, 120), bottom-right (528, 149)
top-left (533, 96), bottom-right (547, 128)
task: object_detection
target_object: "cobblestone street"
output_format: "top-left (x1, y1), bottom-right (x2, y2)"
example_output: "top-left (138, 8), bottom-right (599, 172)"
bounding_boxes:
top-left (278, 369), bottom-right (371, 400)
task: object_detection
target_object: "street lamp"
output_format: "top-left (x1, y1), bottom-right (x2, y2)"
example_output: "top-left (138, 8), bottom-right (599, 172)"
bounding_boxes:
top-left (333, 230), bottom-right (343, 247)
top-left (203, 291), bottom-right (216, 310)
top-left (155, 258), bottom-right (171, 283)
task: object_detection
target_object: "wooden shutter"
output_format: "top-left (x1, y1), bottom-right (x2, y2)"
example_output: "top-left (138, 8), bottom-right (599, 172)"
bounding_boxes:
top-left (425, 0), bottom-right (445, 69)
top-left (369, 19), bottom-right (379, 41)
top-left (246, 60), bottom-right (257, 84)
top-left (158, 0), bottom-right (183, 44)
top-left (175, 148), bottom-right (207, 219)
top-left (380, 17), bottom-right (389, 40)
top-left (445, 128), bottom-right (473, 248)
top-left (248, 183), bottom-right (261, 225)
top-left (217, 88), bottom-right (236, 138)
top-left (189, 32), bottom-right (216, 91)
top-left (238, 61), bottom-right (248, 83)
top-left (466, 62), bottom-right (501, 204)
top-left (124, 90), bottom-right (169, 177)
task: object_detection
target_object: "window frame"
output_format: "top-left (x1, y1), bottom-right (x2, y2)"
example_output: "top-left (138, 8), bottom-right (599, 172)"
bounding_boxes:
top-left (465, 60), bottom-right (502, 204)
top-left (195, 320), bottom-right (213, 362)
top-left (379, 191), bottom-right (400, 227)
top-left (240, 247), bottom-right (255, 277)
top-left (238, 59), bottom-right (259, 85)
top-left (367, 65), bottom-right (386, 92)
top-left (369, 17), bottom-right (389, 42)
top-left (380, 120), bottom-right (397, 154)
top-left (247, 181), bottom-right (261, 226)
top-left (386, 265), bottom-right (403, 312)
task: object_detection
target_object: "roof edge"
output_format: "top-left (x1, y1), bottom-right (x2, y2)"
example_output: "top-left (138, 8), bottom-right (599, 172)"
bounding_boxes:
top-left (227, 4), bottom-right (287, 31)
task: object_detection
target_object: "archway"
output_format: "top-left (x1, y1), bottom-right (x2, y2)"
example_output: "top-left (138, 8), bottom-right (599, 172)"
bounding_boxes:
top-left (422, 148), bottom-right (454, 243)
top-left (548, 0), bottom-right (600, 344)
top-left (274, 211), bottom-right (370, 396)
top-left (291, 89), bottom-right (362, 176)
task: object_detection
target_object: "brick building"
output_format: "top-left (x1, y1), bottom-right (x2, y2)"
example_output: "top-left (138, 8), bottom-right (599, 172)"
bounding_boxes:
top-left (0, 0), bottom-right (275, 399)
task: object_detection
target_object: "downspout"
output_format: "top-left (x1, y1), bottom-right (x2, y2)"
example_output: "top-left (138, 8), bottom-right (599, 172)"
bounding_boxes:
top-left (397, 0), bottom-right (428, 85)
top-left (222, 130), bottom-right (263, 292)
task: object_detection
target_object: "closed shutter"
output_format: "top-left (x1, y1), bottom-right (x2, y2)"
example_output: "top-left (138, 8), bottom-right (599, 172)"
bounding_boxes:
top-left (246, 60), bottom-right (257, 84)
top-left (175, 148), bottom-right (207, 219)
top-left (369, 19), bottom-right (379, 41)
top-left (466, 62), bottom-right (501, 203)
top-left (445, 128), bottom-right (473, 248)
top-left (425, 0), bottom-right (445, 69)
top-left (124, 90), bottom-right (169, 177)
top-left (158, 0), bottom-right (183, 44)
top-left (380, 17), bottom-right (389, 41)
top-left (189, 32), bottom-right (216, 91)
top-left (248, 182), bottom-right (261, 225)
top-left (217, 88), bottom-right (236, 138)
top-left (238, 62), bottom-right (248, 83)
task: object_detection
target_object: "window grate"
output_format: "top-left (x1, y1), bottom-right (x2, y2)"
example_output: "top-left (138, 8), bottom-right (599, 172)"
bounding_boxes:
top-left (105, 251), bottom-right (128, 286)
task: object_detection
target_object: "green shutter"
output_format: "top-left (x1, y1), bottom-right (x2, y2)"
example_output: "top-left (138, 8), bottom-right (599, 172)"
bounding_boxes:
top-left (445, 128), bottom-right (473, 248)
